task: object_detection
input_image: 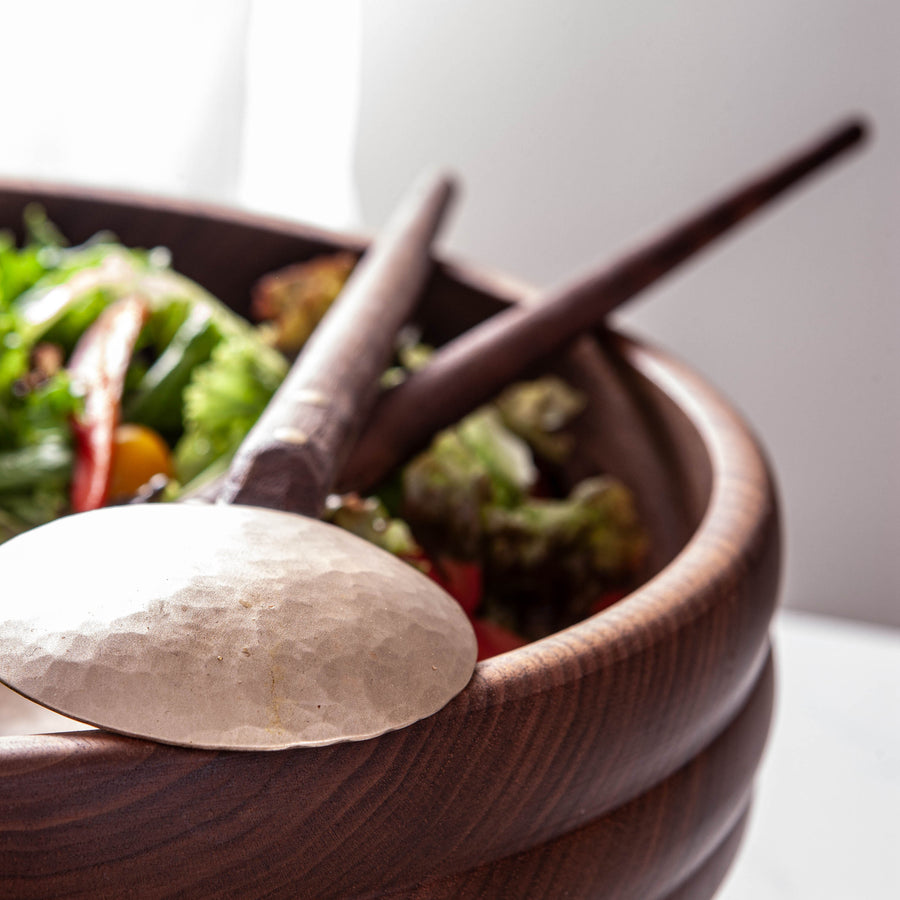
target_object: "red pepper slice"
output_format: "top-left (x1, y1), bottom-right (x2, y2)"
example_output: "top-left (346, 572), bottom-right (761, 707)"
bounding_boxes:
top-left (68, 295), bottom-right (150, 513)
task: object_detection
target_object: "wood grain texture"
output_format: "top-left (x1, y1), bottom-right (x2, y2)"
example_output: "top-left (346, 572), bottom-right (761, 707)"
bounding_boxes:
top-left (0, 183), bottom-right (781, 898)
top-left (374, 655), bottom-right (773, 900)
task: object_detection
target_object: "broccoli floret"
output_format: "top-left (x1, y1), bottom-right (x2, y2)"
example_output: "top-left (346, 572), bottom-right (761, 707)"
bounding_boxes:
top-left (483, 477), bottom-right (647, 576)
top-left (401, 402), bottom-right (541, 557)
top-left (494, 376), bottom-right (587, 464)
top-left (481, 476), bottom-right (647, 638)
top-left (401, 428), bottom-right (494, 559)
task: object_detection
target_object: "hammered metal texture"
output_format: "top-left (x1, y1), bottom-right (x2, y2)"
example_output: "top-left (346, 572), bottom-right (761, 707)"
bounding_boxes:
top-left (0, 504), bottom-right (477, 749)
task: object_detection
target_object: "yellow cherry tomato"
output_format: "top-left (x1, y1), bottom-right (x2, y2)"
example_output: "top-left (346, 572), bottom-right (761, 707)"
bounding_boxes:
top-left (107, 424), bottom-right (174, 501)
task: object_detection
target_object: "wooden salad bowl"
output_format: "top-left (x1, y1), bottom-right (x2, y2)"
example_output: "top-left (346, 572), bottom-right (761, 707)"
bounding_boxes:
top-left (0, 180), bottom-right (780, 899)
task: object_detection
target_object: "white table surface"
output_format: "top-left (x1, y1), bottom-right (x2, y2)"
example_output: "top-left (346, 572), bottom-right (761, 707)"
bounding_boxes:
top-left (717, 610), bottom-right (900, 899)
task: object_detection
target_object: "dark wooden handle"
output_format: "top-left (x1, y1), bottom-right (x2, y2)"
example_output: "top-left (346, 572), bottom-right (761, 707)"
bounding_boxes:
top-left (338, 118), bottom-right (866, 492)
top-left (219, 171), bottom-right (456, 515)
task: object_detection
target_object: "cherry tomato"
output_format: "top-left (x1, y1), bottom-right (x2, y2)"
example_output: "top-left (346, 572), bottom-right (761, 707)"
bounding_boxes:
top-left (107, 424), bottom-right (174, 501)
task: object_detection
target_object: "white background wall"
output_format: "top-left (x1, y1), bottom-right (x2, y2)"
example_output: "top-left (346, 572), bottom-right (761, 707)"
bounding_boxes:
top-left (0, 0), bottom-right (896, 627)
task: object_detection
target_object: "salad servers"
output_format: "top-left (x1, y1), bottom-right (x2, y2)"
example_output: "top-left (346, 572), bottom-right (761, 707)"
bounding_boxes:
top-left (0, 171), bottom-right (477, 751)
top-left (189, 118), bottom-right (866, 506)
top-left (340, 118), bottom-right (866, 491)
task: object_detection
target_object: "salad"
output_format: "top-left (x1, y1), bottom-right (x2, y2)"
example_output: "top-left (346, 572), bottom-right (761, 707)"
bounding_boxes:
top-left (0, 208), bottom-right (647, 658)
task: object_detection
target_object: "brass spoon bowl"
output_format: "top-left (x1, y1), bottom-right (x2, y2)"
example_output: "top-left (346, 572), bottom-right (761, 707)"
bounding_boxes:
top-left (0, 178), bottom-right (780, 899)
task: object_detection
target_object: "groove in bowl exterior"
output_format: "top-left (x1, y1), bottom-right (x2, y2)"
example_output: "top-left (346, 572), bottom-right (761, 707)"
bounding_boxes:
top-left (0, 181), bottom-right (781, 899)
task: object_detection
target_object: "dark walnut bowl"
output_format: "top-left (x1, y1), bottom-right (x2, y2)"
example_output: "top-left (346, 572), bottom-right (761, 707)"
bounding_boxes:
top-left (0, 181), bottom-right (780, 900)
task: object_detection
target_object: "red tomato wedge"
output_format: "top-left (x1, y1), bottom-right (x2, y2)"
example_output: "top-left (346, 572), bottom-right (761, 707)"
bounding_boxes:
top-left (472, 618), bottom-right (527, 660)
top-left (425, 556), bottom-right (483, 616)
